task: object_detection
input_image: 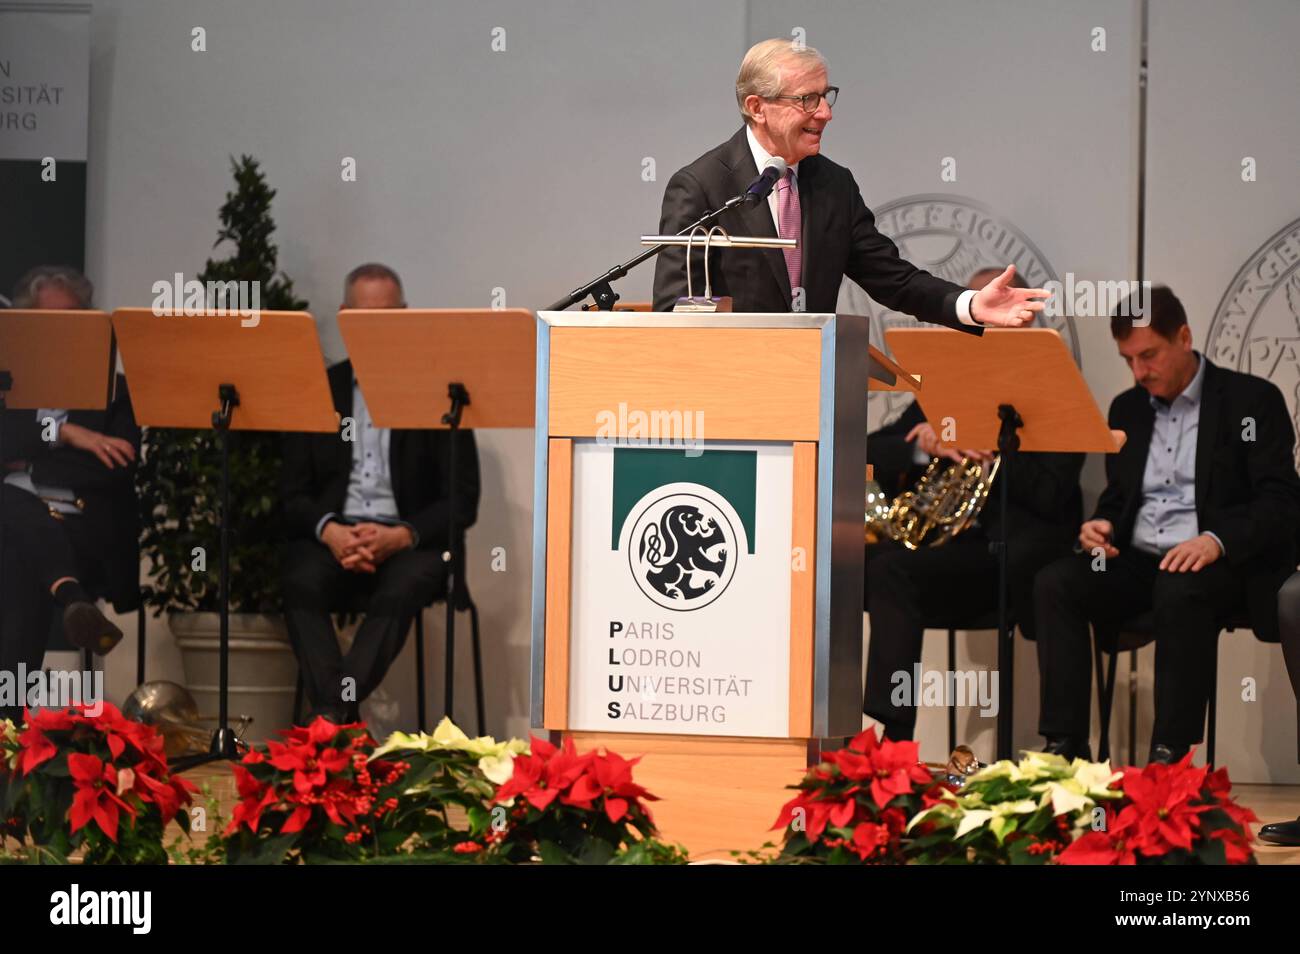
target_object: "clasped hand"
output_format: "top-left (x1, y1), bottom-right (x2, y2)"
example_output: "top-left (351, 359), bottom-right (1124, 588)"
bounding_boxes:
top-left (322, 521), bottom-right (413, 572)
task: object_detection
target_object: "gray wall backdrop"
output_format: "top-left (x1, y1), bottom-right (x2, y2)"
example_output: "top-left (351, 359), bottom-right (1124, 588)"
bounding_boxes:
top-left (69, 0), bottom-right (1300, 779)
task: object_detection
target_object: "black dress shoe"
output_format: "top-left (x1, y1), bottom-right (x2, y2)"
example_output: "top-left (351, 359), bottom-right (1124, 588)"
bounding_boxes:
top-left (1042, 736), bottom-right (1092, 762)
top-left (62, 601), bottom-right (123, 656)
top-left (1258, 817), bottom-right (1300, 847)
top-left (1147, 742), bottom-right (1191, 765)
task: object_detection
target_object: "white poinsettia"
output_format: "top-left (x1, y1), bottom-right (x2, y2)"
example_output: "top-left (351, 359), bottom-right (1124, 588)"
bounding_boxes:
top-left (371, 717), bottom-right (527, 764)
top-left (477, 752), bottom-right (517, 785)
top-left (1071, 758), bottom-right (1123, 795)
top-left (954, 809), bottom-right (994, 839)
top-left (1036, 780), bottom-right (1094, 816)
top-left (1015, 751), bottom-right (1072, 780)
top-left (0, 719), bottom-right (18, 772)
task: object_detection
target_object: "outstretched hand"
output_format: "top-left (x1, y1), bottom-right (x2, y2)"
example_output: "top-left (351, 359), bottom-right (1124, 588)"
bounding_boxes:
top-left (970, 265), bottom-right (1052, 327)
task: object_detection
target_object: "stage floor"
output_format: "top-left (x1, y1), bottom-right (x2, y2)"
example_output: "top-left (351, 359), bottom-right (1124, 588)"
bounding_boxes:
top-left (176, 764), bottom-right (1300, 864)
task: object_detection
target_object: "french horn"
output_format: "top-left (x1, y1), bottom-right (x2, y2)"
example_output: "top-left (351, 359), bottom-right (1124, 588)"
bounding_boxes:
top-left (865, 455), bottom-right (1000, 549)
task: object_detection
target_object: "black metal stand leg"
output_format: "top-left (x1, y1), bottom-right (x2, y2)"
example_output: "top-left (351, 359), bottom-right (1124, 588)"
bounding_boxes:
top-left (415, 612), bottom-right (427, 733)
top-left (292, 669), bottom-right (304, 726)
top-left (444, 590), bottom-right (455, 725)
top-left (440, 383), bottom-right (469, 728)
top-left (946, 628), bottom-right (957, 754)
top-left (136, 592), bottom-right (147, 687)
top-left (1207, 636), bottom-right (1219, 766)
top-left (1093, 637), bottom-right (1107, 754)
top-left (1128, 650), bottom-right (1138, 765)
top-left (470, 599), bottom-right (485, 737)
top-left (994, 403), bottom-right (1022, 761)
top-left (173, 383), bottom-right (243, 773)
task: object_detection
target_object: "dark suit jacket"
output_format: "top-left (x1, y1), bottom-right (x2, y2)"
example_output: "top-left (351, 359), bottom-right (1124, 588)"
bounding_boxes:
top-left (651, 126), bottom-right (979, 333)
top-left (280, 361), bottom-right (481, 557)
top-left (1, 374), bottom-right (141, 611)
top-left (868, 400), bottom-right (927, 498)
top-left (1094, 358), bottom-right (1300, 641)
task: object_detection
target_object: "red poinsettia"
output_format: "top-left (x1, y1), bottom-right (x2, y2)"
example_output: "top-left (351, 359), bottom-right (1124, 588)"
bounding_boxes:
top-left (68, 752), bottom-right (136, 842)
top-left (2, 702), bottom-right (197, 860)
top-left (489, 735), bottom-right (666, 863)
top-left (1058, 751), bottom-right (1256, 866)
top-left (833, 729), bottom-right (934, 809)
top-left (495, 735), bottom-right (592, 811)
top-left (229, 765), bottom-right (277, 833)
top-left (222, 717), bottom-right (408, 862)
top-left (772, 726), bottom-right (942, 863)
top-left (569, 750), bottom-right (655, 824)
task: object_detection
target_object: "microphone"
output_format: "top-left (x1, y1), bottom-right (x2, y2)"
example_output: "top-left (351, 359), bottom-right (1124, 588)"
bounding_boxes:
top-left (743, 157), bottom-right (787, 204)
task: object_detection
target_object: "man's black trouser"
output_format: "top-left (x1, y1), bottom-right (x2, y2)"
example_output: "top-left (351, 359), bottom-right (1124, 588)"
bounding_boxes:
top-left (281, 538), bottom-right (445, 715)
top-left (1035, 549), bottom-right (1244, 748)
top-left (0, 487), bottom-right (94, 722)
top-left (1277, 571), bottom-right (1300, 763)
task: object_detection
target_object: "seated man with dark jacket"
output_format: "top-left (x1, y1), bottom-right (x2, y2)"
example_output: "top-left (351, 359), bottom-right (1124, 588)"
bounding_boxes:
top-left (1, 267), bottom-right (140, 721)
top-left (1035, 285), bottom-right (1300, 764)
top-left (280, 264), bottom-right (481, 723)
top-left (863, 267), bottom-right (1084, 742)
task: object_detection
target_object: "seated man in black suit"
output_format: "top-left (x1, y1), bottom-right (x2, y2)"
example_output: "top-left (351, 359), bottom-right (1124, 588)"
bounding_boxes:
top-left (651, 38), bottom-right (1048, 328)
top-left (1035, 286), bottom-right (1300, 764)
top-left (862, 267), bottom-right (1084, 742)
top-left (1, 267), bottom-right (140, 721)
top-left (280, 263), bottom-right (481, 723)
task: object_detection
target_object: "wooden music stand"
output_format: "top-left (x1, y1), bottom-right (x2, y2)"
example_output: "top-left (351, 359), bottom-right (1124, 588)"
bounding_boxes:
top-left (868, 342), bottom-right (921, 392)
top-left (112, 308), bottom-right (337, 767)
top-left (884, 327), bottom-right (1121, 760)
top-left (337, 307), bottom-right (535, 729)
top-left (0, 309), bottom-right (114, 410)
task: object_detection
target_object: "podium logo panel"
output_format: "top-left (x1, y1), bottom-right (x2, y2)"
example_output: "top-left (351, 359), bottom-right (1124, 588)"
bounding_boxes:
top-left (567, 442), bottom-right (792, 737)
top-left (628, 491), bottom-right (739, 611)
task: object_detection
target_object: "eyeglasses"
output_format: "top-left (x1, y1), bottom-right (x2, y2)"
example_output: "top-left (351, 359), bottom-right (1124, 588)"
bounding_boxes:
top-left (768, 86), bottom-right (839, 112)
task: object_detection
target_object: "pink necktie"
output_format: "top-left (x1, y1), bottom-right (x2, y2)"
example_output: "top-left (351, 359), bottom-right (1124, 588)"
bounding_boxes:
top-left (776, 168), bottom-right (802, 297)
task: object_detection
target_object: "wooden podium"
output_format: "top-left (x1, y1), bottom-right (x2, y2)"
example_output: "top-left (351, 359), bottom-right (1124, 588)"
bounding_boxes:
top-left (531, 310), bottom-right (870, 858)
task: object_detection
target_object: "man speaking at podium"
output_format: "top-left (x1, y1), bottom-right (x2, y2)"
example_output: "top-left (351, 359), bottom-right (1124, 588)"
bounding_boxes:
top-left (652, 38), bottom-right (1048, 328)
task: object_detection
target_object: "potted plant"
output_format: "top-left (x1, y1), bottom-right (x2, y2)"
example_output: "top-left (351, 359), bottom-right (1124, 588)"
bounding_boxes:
top-left (136, 155), bottom-right (309, 740)
top-left (0, 707), bottom-right (197, 864)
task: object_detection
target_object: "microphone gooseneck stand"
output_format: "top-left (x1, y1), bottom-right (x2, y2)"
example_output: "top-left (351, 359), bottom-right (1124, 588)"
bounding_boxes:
top-left (546, 171), bottom-right (780, 312)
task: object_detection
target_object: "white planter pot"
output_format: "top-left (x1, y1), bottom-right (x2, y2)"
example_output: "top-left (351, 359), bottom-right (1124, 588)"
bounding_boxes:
top-left (169, 611), bottom-right (298, 743)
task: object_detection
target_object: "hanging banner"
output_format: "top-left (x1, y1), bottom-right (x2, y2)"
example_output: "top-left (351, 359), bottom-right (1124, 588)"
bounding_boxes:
top-left (0, 1), bottom-right (91, 301)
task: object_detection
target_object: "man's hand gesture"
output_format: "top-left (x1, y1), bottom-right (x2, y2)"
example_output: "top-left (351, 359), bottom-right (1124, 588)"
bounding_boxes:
top-left (970, 265), bottom-right (1052, 327)
top-left (61, 422), bottom-right (136, 470)
top-left (1079, 519), bottom-right (1118, 559)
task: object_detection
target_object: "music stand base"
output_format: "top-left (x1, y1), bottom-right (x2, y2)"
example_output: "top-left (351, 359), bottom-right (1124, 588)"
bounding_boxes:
top-left (171, 726), bottom-right (242, 773)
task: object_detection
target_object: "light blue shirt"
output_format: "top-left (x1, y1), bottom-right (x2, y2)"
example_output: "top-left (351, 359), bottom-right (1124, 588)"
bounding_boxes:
top-left (1131, 353), bottom-right (1223, 557)
top-left (314, 381), bottom-right (417, 544)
